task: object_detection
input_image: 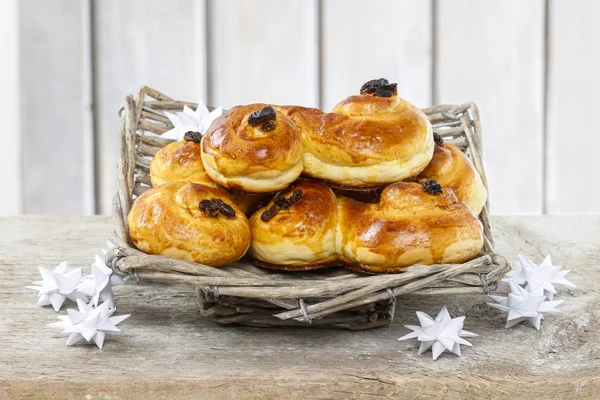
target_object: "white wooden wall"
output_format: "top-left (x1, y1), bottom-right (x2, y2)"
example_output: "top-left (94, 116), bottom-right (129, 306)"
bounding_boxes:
top-left (4, 0), bottom-right (600, 216)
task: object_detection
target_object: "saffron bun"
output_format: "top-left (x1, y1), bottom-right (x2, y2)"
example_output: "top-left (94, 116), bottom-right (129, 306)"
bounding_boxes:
top-left (150, 140), bottom-right (213, 187)
top-left (128, 181), bottom-right (251, 267)
top-left (150, 138), bottom-right (264, 215)
top-left (249, 180), bottom-right (339, 270)
top-left (248, 180), bottom-right (483, 273)
top-left (417, 139), bottom-right (487, 215)
top-left (201, 104), bottom-right (304, 193)
top-left (336, 181), bottom-right (483, 273)
top-left (282, 79), bottom-right (434, 187)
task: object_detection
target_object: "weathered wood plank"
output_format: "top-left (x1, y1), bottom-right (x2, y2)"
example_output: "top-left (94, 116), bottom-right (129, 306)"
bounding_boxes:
top-left (546, 0), bottom-right (600, 214)
top-left (208, 0), bottom-right (319, 108)
top-left (0, 0), bottom-right (21, 215)
top-left (0, 216), bottom-right (599, 399)
top-left (94, 0), bottom-right (207, 214)
top-left (436, 0), bottom-right (545, 215)
top-left (18, 0), bottom-right (94, 214)
top-left (321, 0), bottom-right (432, 110)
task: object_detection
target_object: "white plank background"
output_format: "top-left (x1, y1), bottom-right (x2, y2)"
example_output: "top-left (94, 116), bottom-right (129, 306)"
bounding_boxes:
top-left (546, 0), bottom-right (600, 214)
top-left (0, 0), bottom-right (21, 216)
top-left (4, 0), bottom-right (600, 215)
top-left (436, 0), bottom-right (545, 215)
top-left (209, 0), bottom-right (319, 108)
top-left (321, 0), bottom-right (432, 110)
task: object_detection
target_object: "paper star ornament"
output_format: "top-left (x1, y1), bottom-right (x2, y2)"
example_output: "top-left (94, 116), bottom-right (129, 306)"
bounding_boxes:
top-left (78, 255), bottom-right (126, 309)
top-left (502, 254), bottom-right (575, 300)
top-left (487, 282), bottom-right (563, 329)
top-left (26, 261), bottom-right (89, 311)
top-left (48, 299), bottom-right (129, 349)
top-left (162, 102), bottom-right (223, 141)
top-left (99, 240), bottom-right (117, 264)
top-left (398, 306), bottom-right (478, 360)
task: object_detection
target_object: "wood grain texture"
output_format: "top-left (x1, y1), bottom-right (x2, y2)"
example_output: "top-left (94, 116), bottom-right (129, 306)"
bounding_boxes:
top-left (321, 0), bottom-right (432, 110)
top-left (19, 0), bottom-right (94, 214)
top-left (208, 0), bottom-right (319, 109)
top-left (546, 0), bottom-right (600, 214)
top-left (94, 0), bottom-right (207, 214)
top-left (436, 0), bottom-right (545, 215)
top-left (0, 0), bottom-right (21, 216)
top-left (1, 216), bottom-right (599, 399)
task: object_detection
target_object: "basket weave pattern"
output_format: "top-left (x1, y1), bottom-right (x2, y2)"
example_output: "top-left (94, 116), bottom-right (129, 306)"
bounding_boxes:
top-left (111, 86), bottom-right (511, 330)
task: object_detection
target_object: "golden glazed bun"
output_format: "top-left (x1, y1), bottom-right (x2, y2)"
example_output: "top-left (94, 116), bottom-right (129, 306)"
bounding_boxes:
top-left (201, 105), bottom-right (304, 193)
top-left (249, 180), bottom-right (338, 270)
top-left (150, 137), bottom-right (264, 215)
top-left (336, 181), bottom-right (483, 273)
top-left (417, 136), bottom-right (487, 215)
top-left (128, 181), bottom-right (251, 267)
top-left (283, 78), bottom-right (433, 187)
top-left (150, 139), bottom-right (213, 187)
top-left (248, 180), bottom-right (483, 273)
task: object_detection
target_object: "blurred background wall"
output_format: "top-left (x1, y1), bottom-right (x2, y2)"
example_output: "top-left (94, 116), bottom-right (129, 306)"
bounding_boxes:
top-left (0, 0), bottom-right (597, 216)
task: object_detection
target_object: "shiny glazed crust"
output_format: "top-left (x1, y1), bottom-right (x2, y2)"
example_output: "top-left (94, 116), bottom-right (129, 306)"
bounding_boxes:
top-left (248, 180), bottom-right (483, 272)
top-left (150, 140), bottom-right (265, 215)
top-left (249, 181), bottom-right (339, 268)
top-left (417, 143), bottom-right (487, 215)
top-left (282, 93), bottom-right (433, 186)
top-left (128, 182), bottom-right (251, 267)
top-left (150, 140), bottom-right (213, 187)
top-left (201, 104), bottom-right (304, 193)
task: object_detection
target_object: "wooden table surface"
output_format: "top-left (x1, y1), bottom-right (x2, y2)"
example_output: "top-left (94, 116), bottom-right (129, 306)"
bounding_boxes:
top-left (1, 216), bottom-right (599, 399)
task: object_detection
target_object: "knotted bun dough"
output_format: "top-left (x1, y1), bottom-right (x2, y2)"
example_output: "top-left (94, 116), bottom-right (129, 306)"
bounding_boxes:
top-left (128, 181), bottom-right (251, 267)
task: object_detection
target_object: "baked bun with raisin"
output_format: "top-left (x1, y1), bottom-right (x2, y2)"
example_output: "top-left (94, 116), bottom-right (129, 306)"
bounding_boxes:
top-left (336, 180), bottom-right (483, 273)
top-left (128, 181), bottom-right (251, 267)
top-left (283, 78), bottom-right (433, 187)
top-left (417, 134), bottom-right (487, 215)
top-left (248, 180), bottom-right (483, 273)
top-left (248, 180), bottom-right (338, 270)
top-left (150, 135), bottom-right (264, 215)
top-left (201, 105), bottom-right (304, 193)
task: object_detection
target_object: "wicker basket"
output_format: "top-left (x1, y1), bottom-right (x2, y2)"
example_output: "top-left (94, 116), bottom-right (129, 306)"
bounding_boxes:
top-left (110, 86), bottom-right (511, 330)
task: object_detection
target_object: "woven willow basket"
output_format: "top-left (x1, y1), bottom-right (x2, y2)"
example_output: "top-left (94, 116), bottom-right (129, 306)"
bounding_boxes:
top-left (110, 86), bottom-right (511, 330)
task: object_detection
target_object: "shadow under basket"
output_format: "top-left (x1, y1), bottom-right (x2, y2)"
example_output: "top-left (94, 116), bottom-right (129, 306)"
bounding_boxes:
top-left (111, 86), bottom-right (511, 330)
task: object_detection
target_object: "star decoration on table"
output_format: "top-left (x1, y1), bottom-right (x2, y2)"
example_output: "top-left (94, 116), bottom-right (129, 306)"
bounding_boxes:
top-left (487, 282), bottom-right (563, 330)
top-left (99, 240), bottom-right (117, 264)
top-left (162, 102), bottom-right (223, 141)
top-left (26, 261), bottom-right (89, 311)
top-left (502, 254), bottom-right (575, 300)
top-left (398, 306), bottom-right (478, 360)
top-left (78, 255), bottom-right (126, 309)
top-left (47, 299), bottom-right (129, 349)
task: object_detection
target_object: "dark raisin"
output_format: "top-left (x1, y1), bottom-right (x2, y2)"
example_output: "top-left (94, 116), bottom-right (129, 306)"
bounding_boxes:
top-left (183, 131), bottom-right (202, 142)
top-left (433, 132), bottom-right (444, 146)
top-left (199, 199), bottom-right (235, 218)
top-left (422, 180), bottom-right (443, 195)
top-left (360, 78), bottom-right (389, 94)
top-left (286, 190), bottom-right (303, 207)
top-left (248, 106), bottom-right (276, 127)
top-left (261, 121), bottom-right (276, 132)
top-left (214, 199), bottom-right (236, 217)
top-left (199, 199), bottom-right (219, 217)
top-left (260, 206), bottom-right (278, 222)
top-left (373, 83), bottom-right (397, 98)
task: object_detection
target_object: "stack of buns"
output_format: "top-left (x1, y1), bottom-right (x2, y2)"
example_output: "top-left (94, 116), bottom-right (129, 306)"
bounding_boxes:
top-left (128, 78), bottom-right (487, 273)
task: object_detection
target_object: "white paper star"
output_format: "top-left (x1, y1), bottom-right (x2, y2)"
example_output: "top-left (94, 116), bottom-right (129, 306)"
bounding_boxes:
top-left (99, 240), bottom-right (117, 264)
top-left (502, 254), bottom-right (575, 300)
top-left (398, 306), bottom-right (478, 360)
top-left (78, 255), bottom-right (126, 309)
top-left (487, 282), bottom-right (563, 330)
top-left (48, 299), bottom-right (129, 349)
top-left (162, 102), bottom-right (223, 141)
top-left (26, 261), bottom-right (89, 311)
